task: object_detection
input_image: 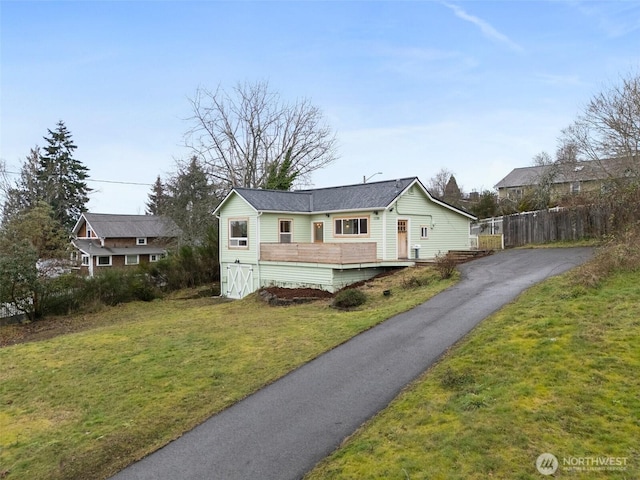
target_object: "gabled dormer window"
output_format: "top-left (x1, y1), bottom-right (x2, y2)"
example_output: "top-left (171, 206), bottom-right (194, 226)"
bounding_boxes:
top-left (137, 238), bottom-right (147, 245)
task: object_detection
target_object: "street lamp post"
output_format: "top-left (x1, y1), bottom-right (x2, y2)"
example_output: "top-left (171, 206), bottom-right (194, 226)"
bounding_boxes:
top-left (363, 172), bottom-right (383, 183)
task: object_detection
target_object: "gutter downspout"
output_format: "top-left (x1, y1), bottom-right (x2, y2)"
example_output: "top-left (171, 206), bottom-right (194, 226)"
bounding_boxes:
top-left (256, 212), bottom-right (263, 261)
top-left (382, 209), bottom-right (387, 261)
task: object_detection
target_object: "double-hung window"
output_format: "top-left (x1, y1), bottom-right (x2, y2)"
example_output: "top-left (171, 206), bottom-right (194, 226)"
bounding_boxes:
top-left (279, 219), bottom-right (292, 243)
top-left (125, 254), bottom-right (139, 265)
top-left (97, 256), bottom-right (111, 266)
top-left (334, 217), bottom-right (369, 236)
top-left (229, 219), bottom-right (248, 248)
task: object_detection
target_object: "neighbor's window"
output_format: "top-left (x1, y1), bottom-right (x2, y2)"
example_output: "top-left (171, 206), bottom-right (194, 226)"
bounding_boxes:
top-left (279, 219), bottom-right (292, 243)
top-left (81, 255), bottom-right (90, 266)
top-left (125, 254), bottom-right (139, 265)
top-left (229, 219), bottom-right (248, 247)
top-left (334, 217), bottom-right (368, 236)
top-left (137, 237), bottom-right (147, 245)
top-left (97, 256), bottom-right (111, 266)
top-left (421, 226), bottom-right (429, 239)
top-left (86, 226), bottom-right (94, 238)
top-left (150, 254), bottom-right (158, 262)
top-left (571, 182), bottom-right (581, 194)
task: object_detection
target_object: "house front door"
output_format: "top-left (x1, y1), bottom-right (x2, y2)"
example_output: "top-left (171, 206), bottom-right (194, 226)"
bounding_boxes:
top-left (397, 220), bottom-right (408, 258)
top-left (314, 222), bottom-right (324, 243)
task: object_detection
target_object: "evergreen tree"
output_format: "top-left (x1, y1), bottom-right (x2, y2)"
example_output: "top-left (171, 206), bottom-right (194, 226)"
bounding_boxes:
top-left (164, 157), bottom-right (220, 244)
top-left (38, 121), bottom-right (91, 229)
top-left (146, 175), bottom-right (168, 215)
top-left (1, 147), bottom-right (41, 225)
top-left (470, 190), bottom-right (499, 218)
top-left (443, 175), bottom-right (463, 206)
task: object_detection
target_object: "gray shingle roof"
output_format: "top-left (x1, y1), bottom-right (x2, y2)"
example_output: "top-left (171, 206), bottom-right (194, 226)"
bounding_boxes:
top-left (72, 239), bottom-right (170, 256)
top-left (234, 177), bottom-right (418, 213)
top-left (495, 157), bottom-right (638, 189)
top-left (77, 213), bottom-right (182, 238)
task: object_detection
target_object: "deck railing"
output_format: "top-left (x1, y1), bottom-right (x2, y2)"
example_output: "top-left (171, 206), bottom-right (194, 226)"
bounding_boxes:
top-left (260, 242), bottom-right (377, 264)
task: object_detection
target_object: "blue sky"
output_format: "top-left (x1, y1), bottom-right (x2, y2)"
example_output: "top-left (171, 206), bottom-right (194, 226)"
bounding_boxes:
top-left (2, 0), bottom-right (639, 214)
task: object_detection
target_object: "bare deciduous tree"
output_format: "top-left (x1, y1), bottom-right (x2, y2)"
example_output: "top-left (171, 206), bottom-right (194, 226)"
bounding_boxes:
top-left (561, 71), bottom-right (640, 173)
top-left (427, 168), bottom-right (454, 198)
top-left (184, 81), bottom-right (338, 190)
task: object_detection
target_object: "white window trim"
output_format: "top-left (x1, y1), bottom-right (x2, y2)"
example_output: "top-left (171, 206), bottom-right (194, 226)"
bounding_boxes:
top-left (137, 237), bottom-right (148, 245)
top-left (420, 225), bottom-right (430, 239)
top-left (334, 216), bottom-right (370, 237)
top-left (150, 254), bottom-right (159, 262)
top-left (571, 182), bottom-right (581, 194)
top-left (97, 255), bottom-right (112, 266)
top-left (279, 218), bottom-right (293, 243)
top-left (229, 218), bottom-right (249, 248)
top-left (81, 255), bottom-right (90, 266)
top-left (125, 254), bottom-right (140, 265)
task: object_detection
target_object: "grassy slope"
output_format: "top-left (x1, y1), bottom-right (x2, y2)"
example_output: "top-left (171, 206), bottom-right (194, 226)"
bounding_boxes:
top-left (0, 268), bottom-right (454, 480)
top-left (305, 270), bottom-right (640, 479)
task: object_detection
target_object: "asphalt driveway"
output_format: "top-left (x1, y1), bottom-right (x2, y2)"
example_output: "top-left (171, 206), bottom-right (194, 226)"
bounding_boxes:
top-left (111, 247), bottom-right (593, 480)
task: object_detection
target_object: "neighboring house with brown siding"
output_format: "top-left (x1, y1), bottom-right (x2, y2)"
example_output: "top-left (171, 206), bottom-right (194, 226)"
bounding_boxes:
top-left (71, 213), bottom-right (182, 276)
top-left (494, 157), bottom-right (638, 202)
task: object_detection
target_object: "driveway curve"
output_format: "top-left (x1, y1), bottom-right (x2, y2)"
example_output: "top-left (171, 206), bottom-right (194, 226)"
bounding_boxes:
top-left (111, 247), bottom-right (593, 480)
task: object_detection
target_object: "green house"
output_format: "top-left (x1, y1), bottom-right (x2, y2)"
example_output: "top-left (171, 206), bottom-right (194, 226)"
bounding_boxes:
top-left (213, 177), bottom-right (476, 299)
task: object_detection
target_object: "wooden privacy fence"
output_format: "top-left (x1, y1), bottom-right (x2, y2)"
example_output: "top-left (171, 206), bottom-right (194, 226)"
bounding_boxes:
top-left (502, 206), bottom-right (615, 247)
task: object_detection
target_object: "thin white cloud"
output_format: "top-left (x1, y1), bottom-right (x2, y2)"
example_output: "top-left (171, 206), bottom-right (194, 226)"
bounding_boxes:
top-left (442, 2), bottom-right (524, 53)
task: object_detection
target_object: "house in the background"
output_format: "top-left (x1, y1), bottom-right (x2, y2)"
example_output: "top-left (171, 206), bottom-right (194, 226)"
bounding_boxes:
top-left (71, 213), bottom-right (181, 276)
top-left (213, 177), bottom-right (476, 299)
top-left (494, 157), bottom-right (638, 203)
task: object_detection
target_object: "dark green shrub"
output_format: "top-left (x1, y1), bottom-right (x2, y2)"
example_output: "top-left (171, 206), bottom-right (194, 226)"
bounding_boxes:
top-left (79, 269), bottom-right (159, 306)
top-left (333, 289), bottom-right (367, 309)
top-left (39, 274), bottom-right (85, 316)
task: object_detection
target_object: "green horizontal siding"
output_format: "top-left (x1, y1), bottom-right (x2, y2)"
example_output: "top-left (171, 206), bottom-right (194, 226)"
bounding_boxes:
top-left (259, 213), bottom-right (312, 243)
top-left (218, 194), bottom-right (258, 265)
top-left (259, 264), bottom-right (334, 291)
top-left (332, 268), bottom-right (386, 291)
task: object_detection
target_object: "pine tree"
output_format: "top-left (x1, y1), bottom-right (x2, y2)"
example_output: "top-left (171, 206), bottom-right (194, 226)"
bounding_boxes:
top-left (1, 148), bottom-right (41, 225)
top-left (443, 175), bottom-right (462, 206)
top-left (38, 121), bottom-right (91, 229)
top-left (164, 157), bottom-right (220, 244)
top-left (146, 175), bottom-right (168, 215)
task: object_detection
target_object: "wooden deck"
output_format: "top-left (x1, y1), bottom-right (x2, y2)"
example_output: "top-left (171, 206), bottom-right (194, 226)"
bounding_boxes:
top-left (260, 242), bottom-right (377, 264)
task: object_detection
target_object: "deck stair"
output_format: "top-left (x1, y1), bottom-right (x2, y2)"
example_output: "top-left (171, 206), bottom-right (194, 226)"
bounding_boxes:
top-left (447, 249), bottom-right (493, 264)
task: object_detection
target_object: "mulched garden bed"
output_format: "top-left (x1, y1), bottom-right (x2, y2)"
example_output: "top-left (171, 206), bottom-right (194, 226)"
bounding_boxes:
top-left (259, 286), bottom-right (333, 306)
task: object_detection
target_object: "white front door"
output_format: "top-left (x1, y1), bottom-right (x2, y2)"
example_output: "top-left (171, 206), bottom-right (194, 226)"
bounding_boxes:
top-left (226, 263), bottom-right (254, 299)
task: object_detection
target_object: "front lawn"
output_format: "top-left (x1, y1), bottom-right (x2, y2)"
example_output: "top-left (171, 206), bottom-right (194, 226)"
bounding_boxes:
top-left (0, 267), bottom-right (453, 480)
top-left (305, 270), bottom-right (640, 479)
